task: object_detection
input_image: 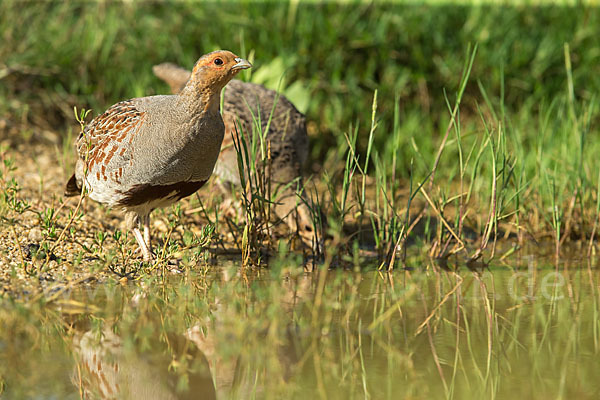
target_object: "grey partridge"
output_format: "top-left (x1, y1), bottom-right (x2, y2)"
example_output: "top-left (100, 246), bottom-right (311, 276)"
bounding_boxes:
top-left (65, 50), bottom-right (252, 262)
top-left (152, 62), bottom-right (318, 249)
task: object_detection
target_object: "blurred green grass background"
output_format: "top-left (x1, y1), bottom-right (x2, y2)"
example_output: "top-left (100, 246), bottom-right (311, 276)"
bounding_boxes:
top-left (2, 2), bottom-right (598, 160)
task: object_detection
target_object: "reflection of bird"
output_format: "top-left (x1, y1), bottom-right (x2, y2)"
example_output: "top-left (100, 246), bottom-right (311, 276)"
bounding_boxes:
top-left (65, 51), bottom-right (251, 261)
top-left (69, 270), bottom-right (311, 399)
top-left (72, 329), bottom-right (216, 400)
top-left (153, 63), bottom-right (318, 249)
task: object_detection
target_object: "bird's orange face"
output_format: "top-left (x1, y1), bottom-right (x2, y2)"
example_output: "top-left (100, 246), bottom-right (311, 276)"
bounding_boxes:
top-left (191, 50), bottom-right (252, 91)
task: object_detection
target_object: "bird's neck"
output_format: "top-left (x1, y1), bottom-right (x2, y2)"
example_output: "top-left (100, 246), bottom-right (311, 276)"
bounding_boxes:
top-left (179, 77), bottom-right (222, 114)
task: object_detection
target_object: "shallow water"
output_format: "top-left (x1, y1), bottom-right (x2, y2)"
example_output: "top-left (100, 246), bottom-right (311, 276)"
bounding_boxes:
top-left (1, 263), bottom-right (599, 399)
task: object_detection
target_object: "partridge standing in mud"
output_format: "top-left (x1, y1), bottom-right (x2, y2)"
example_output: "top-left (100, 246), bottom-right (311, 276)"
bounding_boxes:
top-left (152, 62), bottom-right (318, 249)
top-left (65, 51), bottom-right (252, 261)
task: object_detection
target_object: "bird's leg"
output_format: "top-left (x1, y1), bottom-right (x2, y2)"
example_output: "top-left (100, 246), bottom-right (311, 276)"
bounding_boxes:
top-left (142, 214), bottom-right (152, 254)
top-left (127, 212), bottom-right (153, 262)
top-left (132, 226), bottom-right (153, 262)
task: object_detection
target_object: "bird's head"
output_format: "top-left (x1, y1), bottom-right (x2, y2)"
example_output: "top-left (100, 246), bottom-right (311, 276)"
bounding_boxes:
top-left (188, 50), bottom-right (252, 95)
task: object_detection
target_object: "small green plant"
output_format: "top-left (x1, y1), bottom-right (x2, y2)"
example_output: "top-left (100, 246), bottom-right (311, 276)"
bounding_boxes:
top-left (93, 231), bottom-right (107, 255)
top-left (107, 229), bottom-right (137, 278)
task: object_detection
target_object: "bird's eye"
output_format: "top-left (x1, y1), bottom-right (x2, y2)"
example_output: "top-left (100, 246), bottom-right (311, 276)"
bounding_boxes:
top-left (214, 58), bottom-right (224, 66)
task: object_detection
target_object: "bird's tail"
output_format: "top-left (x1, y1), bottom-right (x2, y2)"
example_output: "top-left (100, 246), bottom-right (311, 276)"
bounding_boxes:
top-left (64, 173), bottom-right (81, 197)
top-left (152, 63), bottom-right (191, 94)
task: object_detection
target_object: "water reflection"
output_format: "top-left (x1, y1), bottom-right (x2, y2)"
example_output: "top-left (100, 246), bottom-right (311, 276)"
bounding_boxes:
top-left (1, 265), bottom-right (598, 399)
top-left (66, 267), bottom-right (312, 399)
top-left (72, 329), bottom-right (215, 400)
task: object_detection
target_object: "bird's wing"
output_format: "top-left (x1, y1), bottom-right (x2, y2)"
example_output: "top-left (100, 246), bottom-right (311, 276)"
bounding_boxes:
top-left (76, 100), bottom-right (146, 168)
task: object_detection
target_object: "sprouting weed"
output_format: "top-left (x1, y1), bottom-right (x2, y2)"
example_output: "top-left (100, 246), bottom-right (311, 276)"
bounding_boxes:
top-left (186, 224), bottom-right (215, 250)
top-left (74, 106), bottom-right (91, 132)
top-left (112, 229), bottom-right (128, 264)
top-left (3, 158), bottom-right (15, 175)
top-left (107, 229), bottom-right (139, 278)
top-left (169, 204), bottom-right (183, 229)
top-left (3, 178), bottom-right (30, 215)
top-left (46, 225), bottom-right (57, 240)
top-left (94, 231), bottom-right (107, 253)
top-left (40, 208), bottom-right (55, 230)
top-left (166, 240), bottom-right (180, 258)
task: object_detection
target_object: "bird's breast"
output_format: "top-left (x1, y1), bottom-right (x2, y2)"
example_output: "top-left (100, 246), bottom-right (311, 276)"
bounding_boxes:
top-left (131, 111), bottom-right (225, 186)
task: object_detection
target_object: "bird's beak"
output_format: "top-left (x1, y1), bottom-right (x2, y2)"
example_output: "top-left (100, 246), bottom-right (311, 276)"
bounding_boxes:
top-left (232, 57), bottom-right (252, 71)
